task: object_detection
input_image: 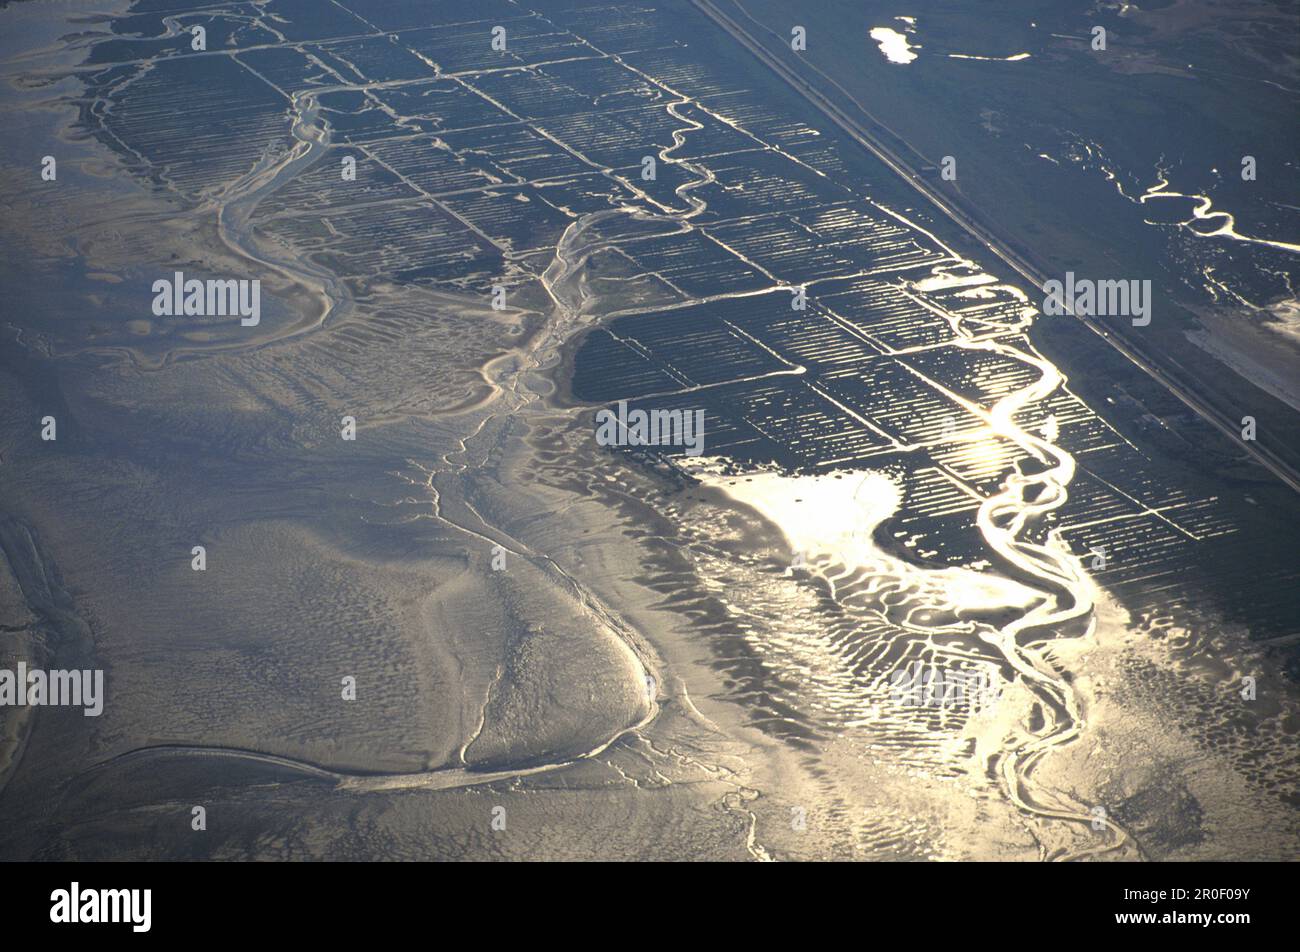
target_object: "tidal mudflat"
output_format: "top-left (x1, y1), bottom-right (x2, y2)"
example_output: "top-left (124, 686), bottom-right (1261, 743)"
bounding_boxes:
top-left (0, 0), bottom-right (1296, 861)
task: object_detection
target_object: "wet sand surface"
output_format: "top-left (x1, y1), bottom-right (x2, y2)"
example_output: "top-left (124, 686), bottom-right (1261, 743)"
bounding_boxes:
top-left (0, 0), bottom-right (1296, 860)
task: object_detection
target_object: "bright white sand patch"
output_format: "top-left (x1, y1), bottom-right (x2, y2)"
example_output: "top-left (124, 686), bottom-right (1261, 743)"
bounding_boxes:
top-left (869, 27), bottom-right (918, 64)
top-left (680, 459), bottom-right (1039, 615)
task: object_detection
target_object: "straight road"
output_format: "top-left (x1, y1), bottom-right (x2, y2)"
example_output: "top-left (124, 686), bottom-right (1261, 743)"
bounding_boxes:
top-left (691, 0), bottom-right (1300, 496)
